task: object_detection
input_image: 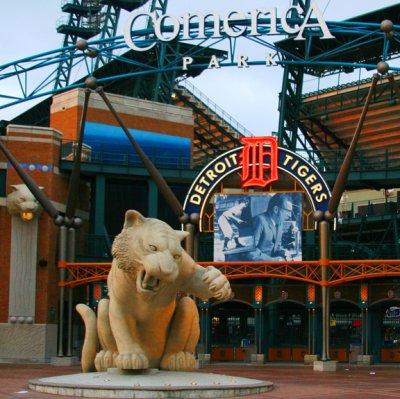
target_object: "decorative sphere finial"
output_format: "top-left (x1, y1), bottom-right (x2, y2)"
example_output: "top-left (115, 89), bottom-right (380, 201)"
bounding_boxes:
top-left (76, 39), bottom-right (88, 51)
top-left (85, 76), bottom-right (97, 89)
top-left (377, 61), bottom-right (389, 75)
top-left (86, 48), bottom-right (98, 58)
top-left (178, 213), bottom-right (189, 224)
top-left (54, 215), bottom-right (65, 226)
top-left (74, 217), bottom-right (83, 228)
top-left (324, 210), bottom-right (335, 221)
top-left (189, 213), bottom-right (200, 224)
top-left (380, 19), bottom-right (394, 33)
top-left (386, 30), bottom-right (396, 41)
top-left (313, 210), bottom-right (324, 222)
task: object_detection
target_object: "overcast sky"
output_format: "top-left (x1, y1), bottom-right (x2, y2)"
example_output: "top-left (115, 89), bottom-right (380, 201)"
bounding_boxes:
top-left (0, 0), bottom-right (398, 135)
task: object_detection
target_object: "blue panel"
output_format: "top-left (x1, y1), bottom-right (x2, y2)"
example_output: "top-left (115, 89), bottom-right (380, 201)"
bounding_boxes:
top-left (83, 122), bottom-right (191, 169)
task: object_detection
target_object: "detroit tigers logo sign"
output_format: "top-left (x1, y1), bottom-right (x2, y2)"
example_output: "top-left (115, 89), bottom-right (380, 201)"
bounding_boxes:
top-left (183, 137), bottom-right (331, 231)
top-left (239, 136), bottom-right (278, 188)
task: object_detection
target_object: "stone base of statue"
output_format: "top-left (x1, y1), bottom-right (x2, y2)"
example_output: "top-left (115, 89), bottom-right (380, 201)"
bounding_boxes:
top-left (29, 368), bottom-right (273, 398)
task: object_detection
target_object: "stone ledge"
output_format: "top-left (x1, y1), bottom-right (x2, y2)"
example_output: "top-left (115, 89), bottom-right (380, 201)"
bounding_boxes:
top-left (250, 354), bottom-right (265, 364)
top-left (313, 360), bottom-right (338, 372)
top-left (51, 356), bottom-right (81, 367)
top-left (0, 324), bottom-right (57, 360)
top-left (357, 355), bottom-right (373, 365)
top-left (197, 353), bottom-right (211, 368)
top-left (304, 354), bottom-right (319, 365)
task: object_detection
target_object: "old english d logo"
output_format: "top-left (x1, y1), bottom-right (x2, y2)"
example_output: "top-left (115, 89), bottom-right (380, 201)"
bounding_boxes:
top-left (239, 136), bottom-right (279, 188)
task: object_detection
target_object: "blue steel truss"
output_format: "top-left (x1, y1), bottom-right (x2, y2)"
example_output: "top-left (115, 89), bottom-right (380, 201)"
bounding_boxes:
top-left (1, 18), bottom-right (400, 111)
top-left (54, 0), bottom-right (153, 88)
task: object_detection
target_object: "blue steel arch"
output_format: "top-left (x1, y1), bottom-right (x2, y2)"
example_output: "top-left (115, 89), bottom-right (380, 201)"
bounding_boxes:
top-left (1, 15), bottom-right (399, 111)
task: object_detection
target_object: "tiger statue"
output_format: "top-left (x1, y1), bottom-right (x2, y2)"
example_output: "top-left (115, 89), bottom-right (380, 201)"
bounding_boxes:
top-left (77, 210), bottom-right (231, 372)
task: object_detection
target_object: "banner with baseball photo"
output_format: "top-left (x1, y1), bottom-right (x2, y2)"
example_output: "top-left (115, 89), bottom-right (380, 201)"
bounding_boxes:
top-left (214, 193), bottom-right (302, 262)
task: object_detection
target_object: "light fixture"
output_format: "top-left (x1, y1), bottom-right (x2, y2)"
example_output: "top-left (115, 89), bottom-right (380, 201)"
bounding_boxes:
top-left (20, 212), bottom-right (34, 222)
top-left (254, 286), bottom-right (263, 303)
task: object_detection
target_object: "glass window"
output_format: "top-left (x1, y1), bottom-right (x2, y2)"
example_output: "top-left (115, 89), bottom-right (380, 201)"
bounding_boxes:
top-left (382, 306), bottom-right (400, 349)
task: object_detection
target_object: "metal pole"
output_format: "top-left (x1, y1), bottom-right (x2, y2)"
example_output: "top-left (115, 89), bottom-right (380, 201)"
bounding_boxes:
top-left (308, 309), bottom-right (311, 354)
top-left (66, 227), bottom-right (76, 357)
top-left (185, 223), bottom-right (195, 258)
top-left (315, 73), bottom-right (379, 363)
top-left (366, 309), bottom-right (369, 355)
top-left (205, 309), bottom-right (209, 354)
top-left (328, 74), bottom-right (379, 213)
top-left (96, 87), bottom-right (184, 219)
top-left (193, 229), bottom-right (200, 262)
top-left (387, 74), bottom-right (400, 100)
top-left (325, 286), bottom-right (330, 360)
top-left (259, 309), bottom-right (262, 355)
top-left (255, 309), bottom-right (259, 354)
top-left (57, 225), bottom-right (67, 357)
top-left (65, 89), bottom-right (91, 219)
top-left (312, 309), bottom-right (316, 354)
top-left (319, 220), bottom-right (330, 361)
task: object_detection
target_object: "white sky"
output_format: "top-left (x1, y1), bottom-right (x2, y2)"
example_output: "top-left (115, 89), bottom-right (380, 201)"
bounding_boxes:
top-left (0, 0), bottom-right (398, 135)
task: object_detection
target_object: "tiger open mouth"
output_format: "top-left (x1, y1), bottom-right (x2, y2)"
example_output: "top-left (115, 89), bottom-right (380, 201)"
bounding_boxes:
top-left (140, 271), bottom-right (160, 291)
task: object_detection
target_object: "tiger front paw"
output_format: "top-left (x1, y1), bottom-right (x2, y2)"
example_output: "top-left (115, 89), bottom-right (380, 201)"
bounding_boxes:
top-left (115, 352), bottom-right (149, 370)
top-left (94, 350), bottom-right (117, 372)
top-left (160, 351), bottom-right (196, 371)
top-left (202, 266), bottom-right (231, 300)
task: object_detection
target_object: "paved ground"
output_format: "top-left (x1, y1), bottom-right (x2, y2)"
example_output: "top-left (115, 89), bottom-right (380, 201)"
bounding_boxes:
top-left (1, 362), bottom-right (400, 399)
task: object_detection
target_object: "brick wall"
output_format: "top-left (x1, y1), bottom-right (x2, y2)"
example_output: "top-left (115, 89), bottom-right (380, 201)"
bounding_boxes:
top-left (0, 125), bottom-right (89, 324)
top-left (50, 88), bottom-right (194, 141)
top-left (0, 89), bottom-right (194, 326)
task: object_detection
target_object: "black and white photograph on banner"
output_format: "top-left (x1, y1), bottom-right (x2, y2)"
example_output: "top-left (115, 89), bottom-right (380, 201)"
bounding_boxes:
top-left (214, 193), bottom-right (302, 262)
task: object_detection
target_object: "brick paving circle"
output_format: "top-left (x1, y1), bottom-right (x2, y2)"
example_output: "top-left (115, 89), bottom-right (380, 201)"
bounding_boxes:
top-left (1, 363), bottom-right (400, 399)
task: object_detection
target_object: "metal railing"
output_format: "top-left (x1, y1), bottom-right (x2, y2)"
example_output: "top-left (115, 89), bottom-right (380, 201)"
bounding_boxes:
top-left (60, 139), bottom-right (400, 175)
top-left (297, 147), bottom-right (400, 173)
top-left (340, 199), bottom-right (398, 221)
top-left (177, 80), bottom-right (254, 138)
top-left (60, 140), bottom-right (191, 170)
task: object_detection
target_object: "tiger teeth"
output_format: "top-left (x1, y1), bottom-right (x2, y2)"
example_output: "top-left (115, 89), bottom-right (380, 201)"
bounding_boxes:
top-left (141, 272), bottom-right (160, 290)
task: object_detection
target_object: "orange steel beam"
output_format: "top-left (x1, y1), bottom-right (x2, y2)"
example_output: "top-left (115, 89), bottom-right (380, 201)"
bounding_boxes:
top-left (58, 262), bottom-right (110, 288)
top-left (201, 261), bottom-right (322, 285)
top-left (327, 260), bottom-right (400, 286)
top-left (58, 259), bottom-right (400, 288)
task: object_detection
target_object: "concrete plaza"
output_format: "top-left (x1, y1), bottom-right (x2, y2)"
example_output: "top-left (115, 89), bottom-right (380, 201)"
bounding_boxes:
top-left (1, 362), bottom-right (400, 399)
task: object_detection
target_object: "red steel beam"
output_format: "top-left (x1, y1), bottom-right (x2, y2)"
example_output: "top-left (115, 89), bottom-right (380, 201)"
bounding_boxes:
top-left (58, 259), bottom-right (400, 288)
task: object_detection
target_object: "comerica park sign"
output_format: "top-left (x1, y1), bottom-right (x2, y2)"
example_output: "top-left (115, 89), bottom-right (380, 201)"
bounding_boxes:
top-left (124, 0), bottom-right (334, 53)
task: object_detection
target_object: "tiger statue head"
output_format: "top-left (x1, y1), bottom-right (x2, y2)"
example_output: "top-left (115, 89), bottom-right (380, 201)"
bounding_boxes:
top-left (111, 210), bottom-right (189, 293)
top-left (6, 184), bottom-right (43, 221)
